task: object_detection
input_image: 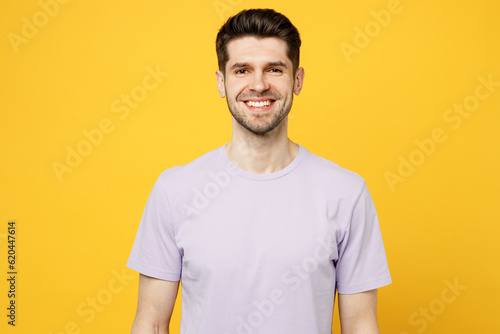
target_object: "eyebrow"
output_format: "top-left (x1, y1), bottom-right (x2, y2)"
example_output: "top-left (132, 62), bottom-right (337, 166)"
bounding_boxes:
top-left (229, 61), bottom-right (288, 71)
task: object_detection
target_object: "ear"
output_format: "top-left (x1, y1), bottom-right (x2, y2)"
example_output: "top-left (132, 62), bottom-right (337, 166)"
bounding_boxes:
top-left (215, 70), bottom-right (226, 98)
top-left (293, 67), bottom-right (305, 95)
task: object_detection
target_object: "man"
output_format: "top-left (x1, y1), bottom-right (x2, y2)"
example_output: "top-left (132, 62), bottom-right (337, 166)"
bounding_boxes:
top-left (127, 8), bottom-right (391, 334)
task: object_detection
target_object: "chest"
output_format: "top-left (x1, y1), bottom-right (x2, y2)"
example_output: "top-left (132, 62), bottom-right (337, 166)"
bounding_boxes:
top-left (175, 184), bottom-right (340, 284)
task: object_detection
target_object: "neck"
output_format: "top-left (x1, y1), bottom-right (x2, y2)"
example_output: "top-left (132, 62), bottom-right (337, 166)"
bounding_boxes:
top-left (225, 117), bottom-right (299, 174)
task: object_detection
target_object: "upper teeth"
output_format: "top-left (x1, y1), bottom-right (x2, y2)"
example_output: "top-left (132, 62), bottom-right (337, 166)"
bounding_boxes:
top-left (245, 100), bottom-right (272, 107)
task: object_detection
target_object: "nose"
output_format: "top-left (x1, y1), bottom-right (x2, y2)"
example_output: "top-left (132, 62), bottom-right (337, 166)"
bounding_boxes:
top-left (248, 72), bottom-right (270, 93)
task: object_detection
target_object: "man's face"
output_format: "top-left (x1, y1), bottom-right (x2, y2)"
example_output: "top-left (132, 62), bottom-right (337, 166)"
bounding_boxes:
top-left (216, 37), bottom-right (304, 135)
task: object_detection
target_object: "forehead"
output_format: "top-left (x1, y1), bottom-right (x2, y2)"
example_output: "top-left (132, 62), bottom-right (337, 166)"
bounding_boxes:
top-left (226, 37), bottom-right (290, 67)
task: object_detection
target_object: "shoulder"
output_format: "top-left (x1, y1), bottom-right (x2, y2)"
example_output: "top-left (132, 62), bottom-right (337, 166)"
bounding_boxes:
top-left (150, 146), bottom-right (227, 215)
top-left (301, 146), bottom-right (366, 197)
top-left (156, 145), bottom-right (223, 185)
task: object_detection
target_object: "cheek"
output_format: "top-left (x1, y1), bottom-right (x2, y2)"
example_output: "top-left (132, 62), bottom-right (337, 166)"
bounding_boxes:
top-left (274, 78), bottom-right (294, 92)
top-left (224, 83), bottom-right (243, 100)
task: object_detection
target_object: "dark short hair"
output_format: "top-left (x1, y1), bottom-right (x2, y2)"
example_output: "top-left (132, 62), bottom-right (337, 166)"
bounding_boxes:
top-left (216, 9), bottom-right (301, 75)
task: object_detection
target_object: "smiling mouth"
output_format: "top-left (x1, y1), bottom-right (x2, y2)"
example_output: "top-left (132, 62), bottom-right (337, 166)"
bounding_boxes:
top-left (243, 99), bottom-right (276, 108)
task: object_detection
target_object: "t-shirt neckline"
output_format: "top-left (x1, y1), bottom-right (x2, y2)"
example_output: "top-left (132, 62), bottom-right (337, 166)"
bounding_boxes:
top-left (219, 142), bottom-right (306, 181)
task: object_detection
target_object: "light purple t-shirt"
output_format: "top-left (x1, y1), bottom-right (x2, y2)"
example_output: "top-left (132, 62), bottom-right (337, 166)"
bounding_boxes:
top-left (127, 143), bottom-right (391, 334)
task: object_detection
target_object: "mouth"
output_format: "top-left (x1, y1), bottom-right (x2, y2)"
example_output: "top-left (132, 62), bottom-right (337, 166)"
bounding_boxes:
top-left (241, 99), bottom-right (276, 112)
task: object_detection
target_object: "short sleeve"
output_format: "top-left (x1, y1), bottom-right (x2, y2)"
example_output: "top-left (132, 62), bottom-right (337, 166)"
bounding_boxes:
top-left (335, 182), bottom-right (391, 294)
top-left (126, 172), bottom-right (182, 281)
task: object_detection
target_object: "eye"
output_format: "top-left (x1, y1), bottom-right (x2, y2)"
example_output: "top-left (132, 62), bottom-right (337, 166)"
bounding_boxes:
top-left (269, 68), bottom-right (283, 73)
top-left (235, 69), bottom-right (249, 74)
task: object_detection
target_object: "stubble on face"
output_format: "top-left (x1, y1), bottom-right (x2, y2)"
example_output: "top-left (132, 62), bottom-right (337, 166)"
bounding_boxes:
top-left (225, 87), bottom-right (294, 135)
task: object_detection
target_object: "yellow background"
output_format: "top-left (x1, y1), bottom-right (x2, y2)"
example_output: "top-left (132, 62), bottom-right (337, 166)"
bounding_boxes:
top-left (1, 0), bottom-right (499, 333)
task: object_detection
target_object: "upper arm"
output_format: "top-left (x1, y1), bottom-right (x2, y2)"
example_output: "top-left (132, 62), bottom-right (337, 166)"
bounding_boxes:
top-left (131, 274), bottom-right (179, 334)
top-left (338, 289), bottom-right (379, 334)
